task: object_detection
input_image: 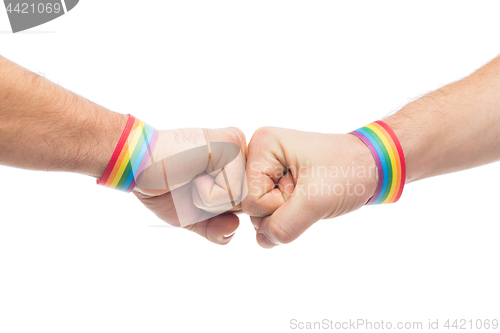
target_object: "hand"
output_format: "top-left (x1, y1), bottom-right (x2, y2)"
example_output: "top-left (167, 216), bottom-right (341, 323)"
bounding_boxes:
top-left (242, 127), bottom-right (378, 248)
top-left (133, 127), bottom-right (247, 245)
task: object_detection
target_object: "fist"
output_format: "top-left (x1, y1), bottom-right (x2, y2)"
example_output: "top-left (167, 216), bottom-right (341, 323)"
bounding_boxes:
top-left (242, 127), bottom-right (377, 248)
top-left (133, 127), bottom-right (247, 245)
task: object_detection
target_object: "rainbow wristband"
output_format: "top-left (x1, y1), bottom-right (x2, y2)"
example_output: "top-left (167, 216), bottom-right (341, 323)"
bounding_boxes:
top-left (351, 120), bottom-right (406, 205)
top-left (97, 114), bottom-right (158, 192)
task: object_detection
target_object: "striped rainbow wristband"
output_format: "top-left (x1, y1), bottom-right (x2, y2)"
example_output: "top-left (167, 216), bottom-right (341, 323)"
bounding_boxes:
top-left (97, 114), bottom-right (158, 192)
top-left (351, 120), bottom-right (406, 205)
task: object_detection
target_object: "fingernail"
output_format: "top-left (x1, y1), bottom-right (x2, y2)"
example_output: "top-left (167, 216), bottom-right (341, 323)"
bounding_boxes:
top-left (257, 232), bottom-right (276, 249)
top-left (223, 231), bottom-right (236, 238)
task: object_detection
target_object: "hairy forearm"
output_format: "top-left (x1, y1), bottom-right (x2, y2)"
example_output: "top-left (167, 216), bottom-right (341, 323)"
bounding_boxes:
top-left (385, 55), bottom-right (500, 183)
top-left (0, 55), bottom-right (127, 178)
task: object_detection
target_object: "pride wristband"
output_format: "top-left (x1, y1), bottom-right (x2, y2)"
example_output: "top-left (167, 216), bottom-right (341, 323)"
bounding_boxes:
top-left (97, 114), bottom-right (159, 192)
top-left (351, 120), bottom-right (406, 205)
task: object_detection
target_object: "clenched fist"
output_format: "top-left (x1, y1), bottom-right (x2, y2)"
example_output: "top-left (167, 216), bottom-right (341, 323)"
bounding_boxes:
top-left (242, 127), bottom-right (378, 248)
top-left (133, 127), bottom-right (247, 245)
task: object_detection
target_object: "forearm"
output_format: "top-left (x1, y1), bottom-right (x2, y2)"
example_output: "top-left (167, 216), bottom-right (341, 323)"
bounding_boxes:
top-left (385, 55), bottom-right (500, 183)
top-left (0, 55), bottom-right (127, 178)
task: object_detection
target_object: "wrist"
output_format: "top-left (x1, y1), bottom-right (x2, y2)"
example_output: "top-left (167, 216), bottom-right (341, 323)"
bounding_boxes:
top-left (349, 120), bottom-right (407, 205)
top-left (85, 110), bottom-right (129, 179)
top-left (344, 133), bottom-right (379, 203)
top-left (96, 114), bottom-right (159, 192)
top-left (384, 103), bottom-right (433, 183)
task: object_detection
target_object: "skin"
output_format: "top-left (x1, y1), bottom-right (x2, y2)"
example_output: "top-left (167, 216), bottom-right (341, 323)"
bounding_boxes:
top-left (0, 55), bottom-right (245, 245)
top-left (134, 127), bottom-right (247, 244)
top-left (242, 129), bottom-right (378, 248)
top-left (0, 55), bottom-right (128, 178)
top-left (243, 55), bottom-right (500, 248)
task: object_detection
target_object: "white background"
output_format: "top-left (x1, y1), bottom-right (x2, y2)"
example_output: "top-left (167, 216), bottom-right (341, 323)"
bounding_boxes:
top-left (1, 1), bottom-right (499, 332)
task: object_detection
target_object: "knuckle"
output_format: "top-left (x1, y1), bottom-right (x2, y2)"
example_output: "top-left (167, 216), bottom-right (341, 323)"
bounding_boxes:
top-left (241, 197), bottom-right (257, 215)
top-left (241, 197), bottom-right (268, 217)
top-left (227, 127), bottom-right (246, 146)
top-left (220, 130), bottom-right (236, 144)
top-left (253, 126), bottom-right (275, 137)
top-left (251, 127), bottom-right (278, 145)
top-left (201, 195), bottom-right (217, 207)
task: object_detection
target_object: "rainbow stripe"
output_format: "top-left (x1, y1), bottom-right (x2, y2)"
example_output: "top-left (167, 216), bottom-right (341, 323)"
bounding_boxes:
top-left (351, 120), bottom-right (406, 205)
top-left (97, 115), bottom-right (158, 192)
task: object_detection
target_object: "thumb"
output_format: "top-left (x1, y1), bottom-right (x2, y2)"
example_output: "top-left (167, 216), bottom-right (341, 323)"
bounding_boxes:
top-left (256, 187), bottom-right (323, 248)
